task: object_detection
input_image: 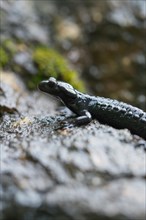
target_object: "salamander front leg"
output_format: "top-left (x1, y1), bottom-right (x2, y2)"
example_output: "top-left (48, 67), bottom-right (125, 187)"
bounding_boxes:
top-left (75, 110), bottom-right (92, 125)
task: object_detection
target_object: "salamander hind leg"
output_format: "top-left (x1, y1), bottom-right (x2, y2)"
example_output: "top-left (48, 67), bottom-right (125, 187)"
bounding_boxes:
top-left (75, 110), bottom-right (92, 125)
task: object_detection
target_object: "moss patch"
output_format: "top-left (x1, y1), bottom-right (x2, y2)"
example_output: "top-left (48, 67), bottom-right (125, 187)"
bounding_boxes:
top-left (32, 47), bottom-right (85, 91)
top-left (0, 39), bottom-right (20, 69)
top-left (0, 39), bottom-right (85, 92)
top-left (0, 47), bottom-right (9, 68)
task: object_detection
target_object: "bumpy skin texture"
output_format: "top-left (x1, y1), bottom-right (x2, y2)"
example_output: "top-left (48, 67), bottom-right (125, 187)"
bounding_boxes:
top-left (38, 77), bottom-right (146, 140)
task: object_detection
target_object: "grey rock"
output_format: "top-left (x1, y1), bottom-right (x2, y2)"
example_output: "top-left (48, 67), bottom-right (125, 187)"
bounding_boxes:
top-left (14, 52), bottom-right (37, 74)
top-left (1, 73), bottom-right (146, 220)
top-left (1, 0), bottom-right (48, 43)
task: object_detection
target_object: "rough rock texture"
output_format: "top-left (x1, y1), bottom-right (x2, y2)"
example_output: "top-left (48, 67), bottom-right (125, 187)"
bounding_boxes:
top-left (0, 73), bottom-right (146, 220)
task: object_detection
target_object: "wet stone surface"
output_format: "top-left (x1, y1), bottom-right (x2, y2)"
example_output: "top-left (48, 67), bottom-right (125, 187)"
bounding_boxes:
top-left (0, 73), bottom-right (146, 220)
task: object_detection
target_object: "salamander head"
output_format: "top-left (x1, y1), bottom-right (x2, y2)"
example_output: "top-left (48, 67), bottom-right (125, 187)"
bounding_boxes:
top-left (38, 77), bottom-right (77, 99)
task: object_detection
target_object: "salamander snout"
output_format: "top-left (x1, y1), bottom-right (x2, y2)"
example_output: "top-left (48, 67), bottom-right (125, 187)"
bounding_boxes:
top-left (38, 80), bottom-right (47, 92)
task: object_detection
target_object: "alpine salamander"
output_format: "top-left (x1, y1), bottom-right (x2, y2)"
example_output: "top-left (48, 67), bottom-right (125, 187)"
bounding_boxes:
top-left (38, 77), bottom-right (146, 140)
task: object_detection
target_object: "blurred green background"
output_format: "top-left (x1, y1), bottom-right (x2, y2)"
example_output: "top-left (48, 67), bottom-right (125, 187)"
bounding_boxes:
top-left (0, 0), bottom-right (146, 110)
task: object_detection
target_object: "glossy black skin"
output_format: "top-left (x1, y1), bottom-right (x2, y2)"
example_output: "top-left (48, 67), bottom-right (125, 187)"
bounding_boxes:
top-left (38, 77), bottom-right (146, 139)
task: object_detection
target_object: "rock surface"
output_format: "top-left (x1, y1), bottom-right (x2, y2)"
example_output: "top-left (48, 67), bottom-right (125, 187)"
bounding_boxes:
top-left (0, 73), bottom-right (146, 220)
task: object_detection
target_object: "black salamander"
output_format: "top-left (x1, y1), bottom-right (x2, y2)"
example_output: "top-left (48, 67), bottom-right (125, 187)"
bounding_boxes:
top-left (38, 77), bottom-right (146, 139)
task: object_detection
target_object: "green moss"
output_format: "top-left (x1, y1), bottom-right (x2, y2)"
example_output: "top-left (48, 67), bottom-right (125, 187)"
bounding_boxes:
top-left (0, 40), bottom-right (85, 92)
top-left (32, 47), bottom-right (85, 91)
top-left (0, 47), bottom-right (9, 68)
top-left (2, 39), bottom-right (18, 55)
top-left (0, 39), bottom-right (19, 69)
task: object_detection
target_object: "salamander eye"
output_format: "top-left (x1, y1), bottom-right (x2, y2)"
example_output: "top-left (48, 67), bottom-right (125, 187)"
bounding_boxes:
top-left (48, 77), bottom-right (57, 88)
